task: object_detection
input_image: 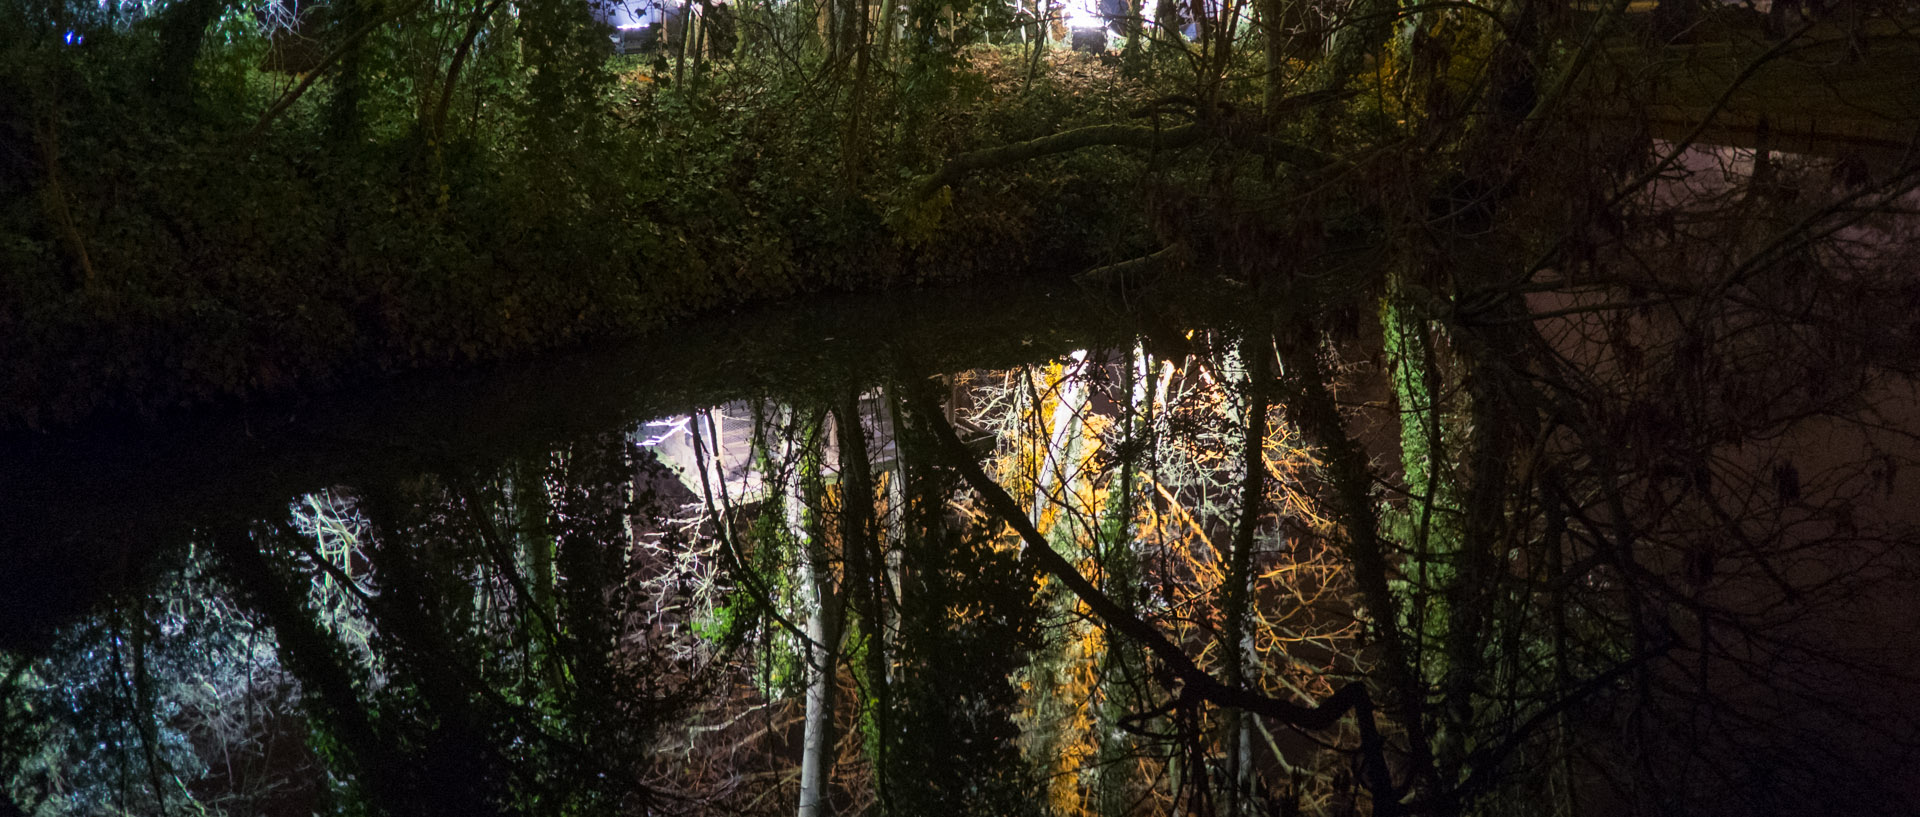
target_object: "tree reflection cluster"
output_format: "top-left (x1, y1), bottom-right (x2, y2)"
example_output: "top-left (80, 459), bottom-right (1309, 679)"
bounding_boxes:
top-left (2, 344), bottom-right (1382, 816)
top-left (5, 143), bottom-right (1920, 817)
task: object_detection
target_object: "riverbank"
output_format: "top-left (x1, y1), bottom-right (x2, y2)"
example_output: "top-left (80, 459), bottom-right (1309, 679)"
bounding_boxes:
top-left (0, 45), bottom-right (1156, 432)
top-left (8, 1), bottom-right (1916, 434)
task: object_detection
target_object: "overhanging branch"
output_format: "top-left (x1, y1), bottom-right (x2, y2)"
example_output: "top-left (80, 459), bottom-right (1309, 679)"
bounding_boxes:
top-left (911, 90), bottom-right (1344, 201)
top-left (1071, 242), bottom-right (1192, 290)
top-left (913, 123), bottom-right (1206, 200)
top-left (247, 0), bottom-right (430, 140)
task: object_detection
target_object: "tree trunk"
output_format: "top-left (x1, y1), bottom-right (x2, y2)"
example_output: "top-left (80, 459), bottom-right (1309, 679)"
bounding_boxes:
top-left (835, 392), bottom-right (892, 811)
top-left (213, 526), bottom-right (410, 813)
top-left (326, 0), bottom-right (369, 144)
top-left (151, 0), bottom-right (232, 107)
top-left (796, 413), bottom-right (840, 817)
top-left (1221, 331), bottom-right (1270, 814)
top-left (1275, 322), bottom-right (1435, 803)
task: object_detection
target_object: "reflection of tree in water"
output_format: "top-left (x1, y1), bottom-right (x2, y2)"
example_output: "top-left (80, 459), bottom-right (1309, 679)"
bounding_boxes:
top-left (1486, 144), bottom-right (1920, 817)
top-left (939, 345), bottom-right (1372, 816)
top-left (213, 434), bottom-right (717, 816)
top-left (4, 433), bottom-right (725, 816)
top-left (2, 547), bottom-right (304, 817)
top-left (7, 147), bottom-right (1920, 816)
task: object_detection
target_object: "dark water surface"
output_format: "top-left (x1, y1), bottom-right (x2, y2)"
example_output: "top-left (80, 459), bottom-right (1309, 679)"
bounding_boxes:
top-left (0, 281), bottom-right (1151, 649)
top-left (0, 280), bottom-right (1251, 816)
top-left (4, 185), bottom-right (1919, 817)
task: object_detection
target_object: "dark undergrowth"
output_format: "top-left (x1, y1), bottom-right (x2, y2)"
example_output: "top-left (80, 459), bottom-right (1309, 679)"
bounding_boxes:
top-left (0, 11), bottom-right (1163, 431)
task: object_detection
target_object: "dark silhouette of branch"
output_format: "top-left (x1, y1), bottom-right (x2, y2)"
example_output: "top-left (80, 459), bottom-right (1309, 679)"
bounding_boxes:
top-left (431, 0), bottom-right (514, 143)
top-left (247, 0), bottom-right (431, 140)
top-left (1408, 641), bottom-right (1675, 816)
top-left (1071, 242), bottom-right (1192, 290)
top-left (900, 381), bottom-right (1403, 811)
top-left (913, 123), bottom-right (1206, 200)
top-left (912, 89), bottom-right (1350, 201)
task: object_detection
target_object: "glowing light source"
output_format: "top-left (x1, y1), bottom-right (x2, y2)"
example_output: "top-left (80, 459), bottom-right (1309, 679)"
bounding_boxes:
top-left (1059, 0), bottom-right (1099, 29)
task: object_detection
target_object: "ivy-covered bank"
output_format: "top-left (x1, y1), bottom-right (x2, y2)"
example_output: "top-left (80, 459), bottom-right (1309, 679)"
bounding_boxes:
top-left (1, 2), bottom-right (1174, 430)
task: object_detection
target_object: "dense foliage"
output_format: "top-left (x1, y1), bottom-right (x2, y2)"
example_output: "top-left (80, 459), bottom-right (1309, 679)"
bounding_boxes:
top-left (6, 0), bottom-right (1908, 431)
top-left (0, 0), bottom-right (1161, 427)
top-left (5, 0), bottom-right (1919, 815)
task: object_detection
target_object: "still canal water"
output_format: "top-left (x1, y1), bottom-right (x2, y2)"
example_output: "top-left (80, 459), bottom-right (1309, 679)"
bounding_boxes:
top-left (5, 141), bottom-right (1920, 817)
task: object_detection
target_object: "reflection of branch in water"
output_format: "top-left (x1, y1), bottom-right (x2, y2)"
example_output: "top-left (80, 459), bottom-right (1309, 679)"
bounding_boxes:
top-left (902, 385), bottom-right (1403, 809)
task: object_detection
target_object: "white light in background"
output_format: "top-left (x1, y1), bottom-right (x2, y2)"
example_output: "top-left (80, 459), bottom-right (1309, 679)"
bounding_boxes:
top-left (1060, 0), bottom-right (1099, 28)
